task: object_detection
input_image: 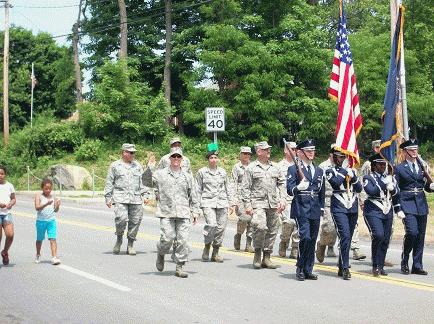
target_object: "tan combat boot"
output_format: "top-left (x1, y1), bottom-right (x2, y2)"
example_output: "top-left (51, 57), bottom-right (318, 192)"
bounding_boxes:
top-left (352, 248), bottom-right (366, 260)
top-left (245, 237), bottom-right (254, 253)
top-left (327, 246), bottom-right (336, 257)
top-left (211, 246), bottom-right (224, 263)
top-left (156, 254), bottom-right (165, 272)
top-left (253, 248), bottom-right (262, 269)
top-left (113, 235), bottom-right (123, 255)
top-left (234, 234), bottom-right (241, 250)
top-left (202, 243), bottom-right (211, 261)
top-left (175, 262), bottom-right (188, 278)
top-left (278, 240), bottom-right (289, 258)
top-left (316, 242), bottom-right (326, 263)
top-left (261, 251), bottom-right (278, 269)
top-left (289, 246), bottom-right (298, 259)
top-left (127, 239), bottom-right (136, 255)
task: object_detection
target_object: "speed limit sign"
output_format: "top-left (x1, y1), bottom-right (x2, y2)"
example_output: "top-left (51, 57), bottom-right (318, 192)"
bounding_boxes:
top-left (206, 107), bottom-right (225, 132)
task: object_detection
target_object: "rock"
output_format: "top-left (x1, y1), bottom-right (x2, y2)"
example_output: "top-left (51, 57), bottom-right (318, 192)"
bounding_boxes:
top-left (49, 165), bottom-right (92, 190)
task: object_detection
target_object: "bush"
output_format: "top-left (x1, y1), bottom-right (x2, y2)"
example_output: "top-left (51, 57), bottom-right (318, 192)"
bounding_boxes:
top-left (75, 139), bottom-right (102, 161)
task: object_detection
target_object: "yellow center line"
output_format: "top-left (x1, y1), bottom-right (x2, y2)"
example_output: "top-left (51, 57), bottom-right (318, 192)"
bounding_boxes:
top-left (15, 211), bottom-right (434, 292)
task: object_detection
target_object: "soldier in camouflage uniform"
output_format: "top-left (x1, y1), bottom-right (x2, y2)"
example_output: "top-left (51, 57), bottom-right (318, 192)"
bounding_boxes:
top-left (277, 141), bottom-right (300, 259)
top-left (197, 150), bottom-right (235, 263)
top-left (232, 146), bottom-right (254, 253)
top-left (104, 143), bottom-right (147, 255)
top-left (157, 137), bottom-right (192, 173)
top-left (144, 147), bottom-right (200, 278)
top-left (241, 141), bottom-right (286, 269)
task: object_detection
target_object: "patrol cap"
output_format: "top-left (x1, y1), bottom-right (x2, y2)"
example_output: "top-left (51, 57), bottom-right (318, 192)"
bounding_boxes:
top-left (371, 140), bottom-right (381, 149)
top-left (206, 150), bottom-right (219, 159)
top-left (169, 147), bottom-right (183, 157)
top-left (121, 143), bottom-right (137, 152)
top-left (285, 141), bottom-right (297, 149)
top-left (240, 146), bottom-right (252, 154)
top-left (399, 139), bottom-right (418, 150)
top-left (297, 139), bottom-right (315, 151)
top-left (256, 141), bottom-right (272, 150)
top-left (368, 153), bottom-right (386, 164)
top-left (169, 137), bottom-right (182, 146)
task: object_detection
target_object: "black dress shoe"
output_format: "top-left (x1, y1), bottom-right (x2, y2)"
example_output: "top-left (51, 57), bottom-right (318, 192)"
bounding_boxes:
top-left (411, 268), bottom-right (428, 275)
top-left (338, 268), bottom-right (343, 277)
top-left (304, 272), bottom-right (318, 280)
top-left (372, 268), bottom-right (380, 277)
top-left (401, 263), bottom-right (410, 275)
top-left (343, 268), bottom-right (351, 280)
top-left (380, 269), bottom-right (388, 276)
top-left (296, 267), bottom-right (305, 281)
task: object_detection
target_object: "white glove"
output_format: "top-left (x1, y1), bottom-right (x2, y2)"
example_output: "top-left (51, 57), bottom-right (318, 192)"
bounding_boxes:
top-left (387, 182), bottom-right (396, 192)
top-left (383, 175), bottom-right (393, 185)
top-left (296, 179), bottom-right (310, 191)
top-left (346, 168), bottom-right (355, 178)
top-left (430, 183), bottom-right (434, 190)
top-left (396, 211), bottom-right (406, 219)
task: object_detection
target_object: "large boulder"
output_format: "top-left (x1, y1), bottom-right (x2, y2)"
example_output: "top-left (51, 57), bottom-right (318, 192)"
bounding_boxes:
top-left (49, 165), bottom-right (92, 190)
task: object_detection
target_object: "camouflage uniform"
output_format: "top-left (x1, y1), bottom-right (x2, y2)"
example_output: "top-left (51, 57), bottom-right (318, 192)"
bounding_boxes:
top-left (196, 166), bottom-right (234, 247)
top-left (104, 159), bottom-right (146, 241)
top-left (276, 158), bottom-right (300, 255)
top-left (232, 161), bottom-right (252, 239)
top-left (241, 160), bottom-right (286, 252)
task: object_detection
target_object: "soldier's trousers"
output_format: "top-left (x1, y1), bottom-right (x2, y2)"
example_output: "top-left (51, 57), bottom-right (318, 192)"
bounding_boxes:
top-left (318, 207), bottom-right (337, 247)
top-left (364, 214), bottom-right (393, 269)
top-left (350, 223), bottom-right (361, 250)
top-left (332, 212), bottom-right (358, 269)
top-left (280, 208), bottom-right (300, 248)
top-left (157, 217), bottom-right (190, 263)
top-left (114, 203), bottom-right (143, 240)
top-left (295, 215), bottom-right (320, 274)
top-left (251, 208), bottom-right (280, 252)
top-left (402, 213), bottom-right (427, 270)
top-left (202, 207), bottom-right (228, 247)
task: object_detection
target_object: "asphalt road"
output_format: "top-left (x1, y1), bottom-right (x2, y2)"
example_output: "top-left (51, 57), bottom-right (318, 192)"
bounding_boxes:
top-left (1, 194), bottom-right (434, 323)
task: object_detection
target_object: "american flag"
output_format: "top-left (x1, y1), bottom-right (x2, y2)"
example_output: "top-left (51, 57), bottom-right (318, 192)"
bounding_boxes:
top-left (328, 3), bottom-right (362, 167)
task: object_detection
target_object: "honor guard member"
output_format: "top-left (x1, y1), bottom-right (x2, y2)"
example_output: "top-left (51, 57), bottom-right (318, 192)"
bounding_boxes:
top-left (157, 137), bottom-right (192, 173)
top-left (104, 143), bottom-right (147, 255)
top-left (232, 146), bottom-right (254, 253)
top-left (145, 147), bottom-right (200, 278)
top-left (276, 141), bottom-right (300, 259)
top-left (325, 148), bottom-right (362, 280)
top-left (287, 139), bottom-right (325, 281)
top-left (197, 149), bottom-right (235, 263)
top-left (362, 153), bottom-right (404, 277)
top-left (241, 141), bottom-right (286, 269)
top-left (395, 139), bottom-right (434, 275)
top-left (316, 147), bottom-right (338, 262)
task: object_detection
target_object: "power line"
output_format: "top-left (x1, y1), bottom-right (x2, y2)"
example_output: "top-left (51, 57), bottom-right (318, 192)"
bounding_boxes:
top-left (14, 4), bottom-right (79, 9)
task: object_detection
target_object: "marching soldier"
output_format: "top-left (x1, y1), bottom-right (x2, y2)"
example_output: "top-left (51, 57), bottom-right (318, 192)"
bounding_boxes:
top-left (232, 147), bottom-right (254, 253)
top-left (276, 141), bottom-right (300, 259)
top-left (362, 153), bottom-right (405, 277)
top-left (287, 139), bottom-right (325, 281)
top-left (241, 141), bottom-right (286, 269)
top-left (104, 143), bottom-right (147, 255)
top-left (197, 150), bottom-right (235, 263)
top-left (395, 139), bottom-right (434, 275)
top-left (157, 137), bottom-right (192, 173)
top-left (144, 147), bottom-right (200, 278)
top-left (325, 148), bottom-right (362, 280)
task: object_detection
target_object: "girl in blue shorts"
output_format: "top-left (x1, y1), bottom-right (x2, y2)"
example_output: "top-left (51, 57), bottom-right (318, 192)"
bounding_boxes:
top-left (34, 178), bottom-right (61, 265)
top-left (0, 165), bottom-right (16, 266)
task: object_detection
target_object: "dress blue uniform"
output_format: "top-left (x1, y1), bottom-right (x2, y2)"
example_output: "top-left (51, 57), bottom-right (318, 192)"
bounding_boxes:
top-left (394, 139), bottom-right (433, 274)
top-left (363, 154), bottom-right (401, 275)
top-left (325, 157), bottom-right (362, 275)
top-left (287, 140), bottom-right (325, 279)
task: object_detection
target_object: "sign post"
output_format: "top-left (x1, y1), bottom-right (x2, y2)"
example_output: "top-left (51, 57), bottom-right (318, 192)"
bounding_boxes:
top-left (205, 107), bottom-right (225, 143)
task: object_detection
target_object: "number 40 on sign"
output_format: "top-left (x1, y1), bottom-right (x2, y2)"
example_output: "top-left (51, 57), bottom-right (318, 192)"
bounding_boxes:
top-left (206, 107), bottom-right (225, 132)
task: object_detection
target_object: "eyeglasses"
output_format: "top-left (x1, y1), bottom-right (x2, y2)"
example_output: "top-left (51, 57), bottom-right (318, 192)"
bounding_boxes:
top-left (170, 155), bottom-right (182, 159)
top-left (126, 151), bottom-right (135, 155)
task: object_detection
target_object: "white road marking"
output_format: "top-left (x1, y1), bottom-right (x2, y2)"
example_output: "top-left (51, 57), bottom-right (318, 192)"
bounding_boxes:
top-left (58, 264), bottom-right (131, 292)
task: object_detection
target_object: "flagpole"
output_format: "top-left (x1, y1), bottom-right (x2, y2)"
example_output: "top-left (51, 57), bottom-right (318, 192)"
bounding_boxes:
top-left (30, 62), bottom-right (34, 128)
top-left (397, 1), bottom-right (409, 140)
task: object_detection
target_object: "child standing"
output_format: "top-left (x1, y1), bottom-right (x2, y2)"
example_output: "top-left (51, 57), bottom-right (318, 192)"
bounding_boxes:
top-left (34, 178), bottom-right (61, 265)
top-left (0, 165), bottom-right (16, 266)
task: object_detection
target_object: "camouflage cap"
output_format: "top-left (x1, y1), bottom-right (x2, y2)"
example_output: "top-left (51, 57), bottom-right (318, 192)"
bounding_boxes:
top-left (256, 141), bottom-right (272, 150)
top-left (371, 140), bottom-right (381, 148)
top-left (169, 147), bottom-right (183, 157)
top-left (169, 137), bottom-right (182, 146)
top-left (240, 146), bottom-right (252, 154)
top-left (121, 143), bottom-right (137, 152)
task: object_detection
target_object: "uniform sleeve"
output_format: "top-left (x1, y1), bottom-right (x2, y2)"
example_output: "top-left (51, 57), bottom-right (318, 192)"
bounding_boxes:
top-left (326, 167), bottom-right (346, 188)
top-left (286, 165), bottom-right (299, 197)
top-left (319, 172), bottom-right (326, 210)
top-left (224, 170), bottom-right (236, 206)
top-left (104, 164), bottom-right (115, 204)
top-left (241, 167), bottom-right (253, 209)
top-left (276, 167), bottom-right (286, 203)
top-left (363, 175), bottom-right (380, 197)
top-left (196, 169), bottom-right (204, 200)
top-left (188, 174), bottom-right (200, 215)
top-left (152, 172), bottom-right (159, 201)
top-left (142, 166), bottom-right (154, 188)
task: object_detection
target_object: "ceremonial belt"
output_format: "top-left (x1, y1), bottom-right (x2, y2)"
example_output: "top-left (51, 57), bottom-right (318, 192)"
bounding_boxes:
top-left (401, 188), bottom-right (424, 193)
top-left (367, 196), bottom-right (391, 215)
top-left (333, 191), bottom-right (356, 209)
top-left (299, 190), bottom-right (319, 197)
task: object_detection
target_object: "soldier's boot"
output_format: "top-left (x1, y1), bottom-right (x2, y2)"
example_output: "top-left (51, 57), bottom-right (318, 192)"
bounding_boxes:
top-left (253, 248), bottom-right (262, 269)
top-left (211, 246), bottom-right (224, 263)
top-left (316, 242), bottom-right (326, 263)
top-left (327, 246), bottom-right (336, 258)
top-left (156, 254), bottom-right (165, 272)
top-left (245, 237), bottom-right (255, 253)
top-left (175, 262), bottom-right (188, 278)
top-left (234, 234), bottom-right (241, 250)
top-left (261, 251), bottom-right (278, 269)
top-left (202, 243), bottom-right (211, 261)
top-left (278, 240), bottom-right (289, 258)
top-left (352, 248), bottom-right (366, 260)
top-left (289, 246), bottom-right (298, 259)
top-left (112, 235), bottom-right (123, 255)
top-left (126, 239), bottom-right (136, 255)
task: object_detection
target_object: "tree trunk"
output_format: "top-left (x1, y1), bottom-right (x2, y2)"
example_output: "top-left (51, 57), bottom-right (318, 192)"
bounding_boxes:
top-left (72, 23), bottom-right (83, 103)
top-left (118, 0), bottom-right (128, 59)
top-left (163, 0), bottom-right (172, 107)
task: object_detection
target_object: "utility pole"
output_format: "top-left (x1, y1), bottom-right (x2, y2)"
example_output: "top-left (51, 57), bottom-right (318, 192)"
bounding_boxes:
top-left (118, 0), bottom-right (127, 59)
top-left (1, 0), bottom-right (11, 145)
top-left (72, 0), bottom-right (84, 103)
